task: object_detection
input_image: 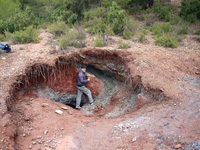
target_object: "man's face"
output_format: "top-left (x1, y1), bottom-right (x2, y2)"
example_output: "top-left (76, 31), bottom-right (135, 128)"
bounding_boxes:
top-left (82, 68), bottom-right (86, 72)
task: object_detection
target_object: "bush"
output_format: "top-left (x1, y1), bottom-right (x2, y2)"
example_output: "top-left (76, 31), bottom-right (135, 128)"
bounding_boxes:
top-left (147, 2), bottom-right (177, 22)
top-left (170, 15), bottom-right (182, 25)
top-left (196, 29), bottom-right (200, 35)
top-left (138, 29), bottom-right (148, 43)
top-left (150, 24), bottom-right (162, 36)
top-left (180, 0), bottom-right (200, 23)
top-left (58, 27), bottom-right (86, 49)
top-left (50, 0), bottom-right (84, 24)
top-left (155, 34), bottom-right (178, 48)
top-left (150, 23), bottom-right (173, 36)
top-left (94, 35), bottom-right (104, 47)
top-left (178, 23), bottom-right (189, 35)
top-left (0, 6), bottom-right (34, 33)
top-left (108, 2), bottom-right (126, 34)
top-left (104, 24), bottom-right (114, 36)
top-left (118, 41), bottom-right (129, 49)
top-left (85, 17), bottom-right (106, 35)
top-left (160, 23), bottom-right (174, 33)
top-left (84, 7), bottom-right (108, 21)
top-left (5, 26), bottom-right (40, 44)
top-left (123, 17), bottom-right (138, 39)
top-left (0, 34), bottom-right (5, 41)
top-left (150, 23), bottom-right (181, 48)
top-left (128, 0), bottom-right (154, 10)
top-left (47, 21), bottom-right (69, 37)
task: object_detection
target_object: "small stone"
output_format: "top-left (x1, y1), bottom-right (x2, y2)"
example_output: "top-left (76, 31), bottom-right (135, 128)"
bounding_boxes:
top-left (29, 127), bottom-right (33, 131)
top-left (175, 144), bottom-right (182, 149)
top-left (55, 110), bottom-right (63, 115)
top-left (44, 130), bottom-right (48, 135)
top-left (61, 106), bottom-right (68, 110)
top-left (22, 134), bottom-right (26, 137)
top-left (37, 136), bottom-right (42, 139)
top-left (68, 110), bottom-right (72, 115)
top-left (132, 136), bottom-right (137, 142)
top-left (29, 146), bottom-right (32, 149)
top-left (2, 57), bottom-right (6, 60)
top-left (32, 141), bottom-right (36, 145)
top-left (174, 104), bottom-right (177, 106)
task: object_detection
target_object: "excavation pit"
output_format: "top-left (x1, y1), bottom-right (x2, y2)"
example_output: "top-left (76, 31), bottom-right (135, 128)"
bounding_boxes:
top-left (13, 63), bottom-right (140, 117)
top-left (8, 50), bottom-right (163, 117)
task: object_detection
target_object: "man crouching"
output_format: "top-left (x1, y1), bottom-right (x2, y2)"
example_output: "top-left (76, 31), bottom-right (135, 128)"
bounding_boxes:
top-left (76, 65), bottom-right (95, 109)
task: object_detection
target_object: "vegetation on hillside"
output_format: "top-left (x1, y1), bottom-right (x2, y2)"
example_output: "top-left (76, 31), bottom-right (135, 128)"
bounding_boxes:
top-left (0, 0), bottom-right (199, 47)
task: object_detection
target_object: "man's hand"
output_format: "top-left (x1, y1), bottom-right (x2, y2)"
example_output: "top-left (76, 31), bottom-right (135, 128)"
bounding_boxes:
top-left (88, 78), bottom-right (90, 81)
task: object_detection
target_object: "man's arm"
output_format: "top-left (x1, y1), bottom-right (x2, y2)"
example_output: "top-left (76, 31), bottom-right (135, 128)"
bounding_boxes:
top-left (80, 75), bottom-right (88, 84)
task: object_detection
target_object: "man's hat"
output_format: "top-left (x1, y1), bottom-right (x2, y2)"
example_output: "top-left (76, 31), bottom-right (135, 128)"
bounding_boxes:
top-left (81, 65), bottom-right (86, 69)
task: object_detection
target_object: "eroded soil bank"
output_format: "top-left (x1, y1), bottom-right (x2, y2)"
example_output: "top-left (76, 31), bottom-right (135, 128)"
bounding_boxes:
top-left (0, 32), bottom-right (200, 150)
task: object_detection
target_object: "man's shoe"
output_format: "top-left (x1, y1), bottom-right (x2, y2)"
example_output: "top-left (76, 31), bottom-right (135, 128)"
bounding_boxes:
top-left (76, 106), bottom-right (81, 110)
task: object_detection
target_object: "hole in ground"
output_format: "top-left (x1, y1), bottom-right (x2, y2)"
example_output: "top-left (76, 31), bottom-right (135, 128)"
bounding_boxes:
top-left (7, 49), bottom-right (165, 117)
top-left (9, 60), bottom-right (143, 117)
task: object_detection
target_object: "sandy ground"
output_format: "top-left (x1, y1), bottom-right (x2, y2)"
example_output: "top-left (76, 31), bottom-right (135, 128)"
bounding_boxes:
top-left (0, 29), bottom-right (200, 150)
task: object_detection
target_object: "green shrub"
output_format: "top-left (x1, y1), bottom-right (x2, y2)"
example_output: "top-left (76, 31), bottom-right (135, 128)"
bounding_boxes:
top-left (178, 23), bottom-right (189, 35)
top-left (155, 34), bottom-right (178, 48)
top-left (150, 24), bottom-right (162, 37)
top-left (108, 1), bottom-right (126, 34)
top-left (196, 29), bottom-right (200, 35)
top-left (47, 21), bottom-right (69, 37)
top-left (84, 7), bottom-right (108, 21)
top-left (104, 24), bottom-right (114, 36)
top-left (144, 13), bottom-right (157, 26)
top-left (128, 5), bottom-right (142, 14)
top-left (58, 27), bottom-right (86, 49)
top-left (198, 36), bottom-right (200, 42)
top-left (128, 0), bottom-right (154, 10)
top-left (138, 29), bottom-right (148, 43)
top-left (0, 34), bottom-right (5, 41)
top-left (123, 17), bottom-right (138, 39)
top-left (150, 23), bottom-right (173, 36)
top-left (160, 23), bottom-right (173, 33)
top-left (85, 17), bottom-right (106, 35)
top-left (180, 0), bottom-right (200, 23)
top-left (148, 2), bottom-right (177, 22)
top-left (5, 26), bottom-right (40, 44)
top-left (170, 15), bottom-right (182, 25)
top-left (94, 35), bottom-right (104, 47)
top-left (0, 6), bottom-right (34, 33)
top-left (118, 41), bottom-right (129, 49)
top-left (50, 0), bottom-right (84, 24)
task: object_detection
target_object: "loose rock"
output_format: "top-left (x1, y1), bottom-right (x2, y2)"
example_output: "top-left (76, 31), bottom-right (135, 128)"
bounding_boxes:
top-left (32, 141), bottom-right (36, 145)
top-left (61, 106), bottom-right (68, 110)
top-left (55, 110), bottom-right (63, 115)
top-left (175, 144), bottom-right (182, 149)
top-left (44, 130), bottom-right (48, 135)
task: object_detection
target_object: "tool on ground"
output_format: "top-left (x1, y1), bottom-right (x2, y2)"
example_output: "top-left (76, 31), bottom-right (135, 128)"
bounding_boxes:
top-left (0, 43), bottom-right (11, 53)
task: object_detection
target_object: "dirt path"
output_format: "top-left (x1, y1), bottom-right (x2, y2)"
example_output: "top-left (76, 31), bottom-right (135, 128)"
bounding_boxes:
top-left (0, 30), bottom-right (200, 150)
